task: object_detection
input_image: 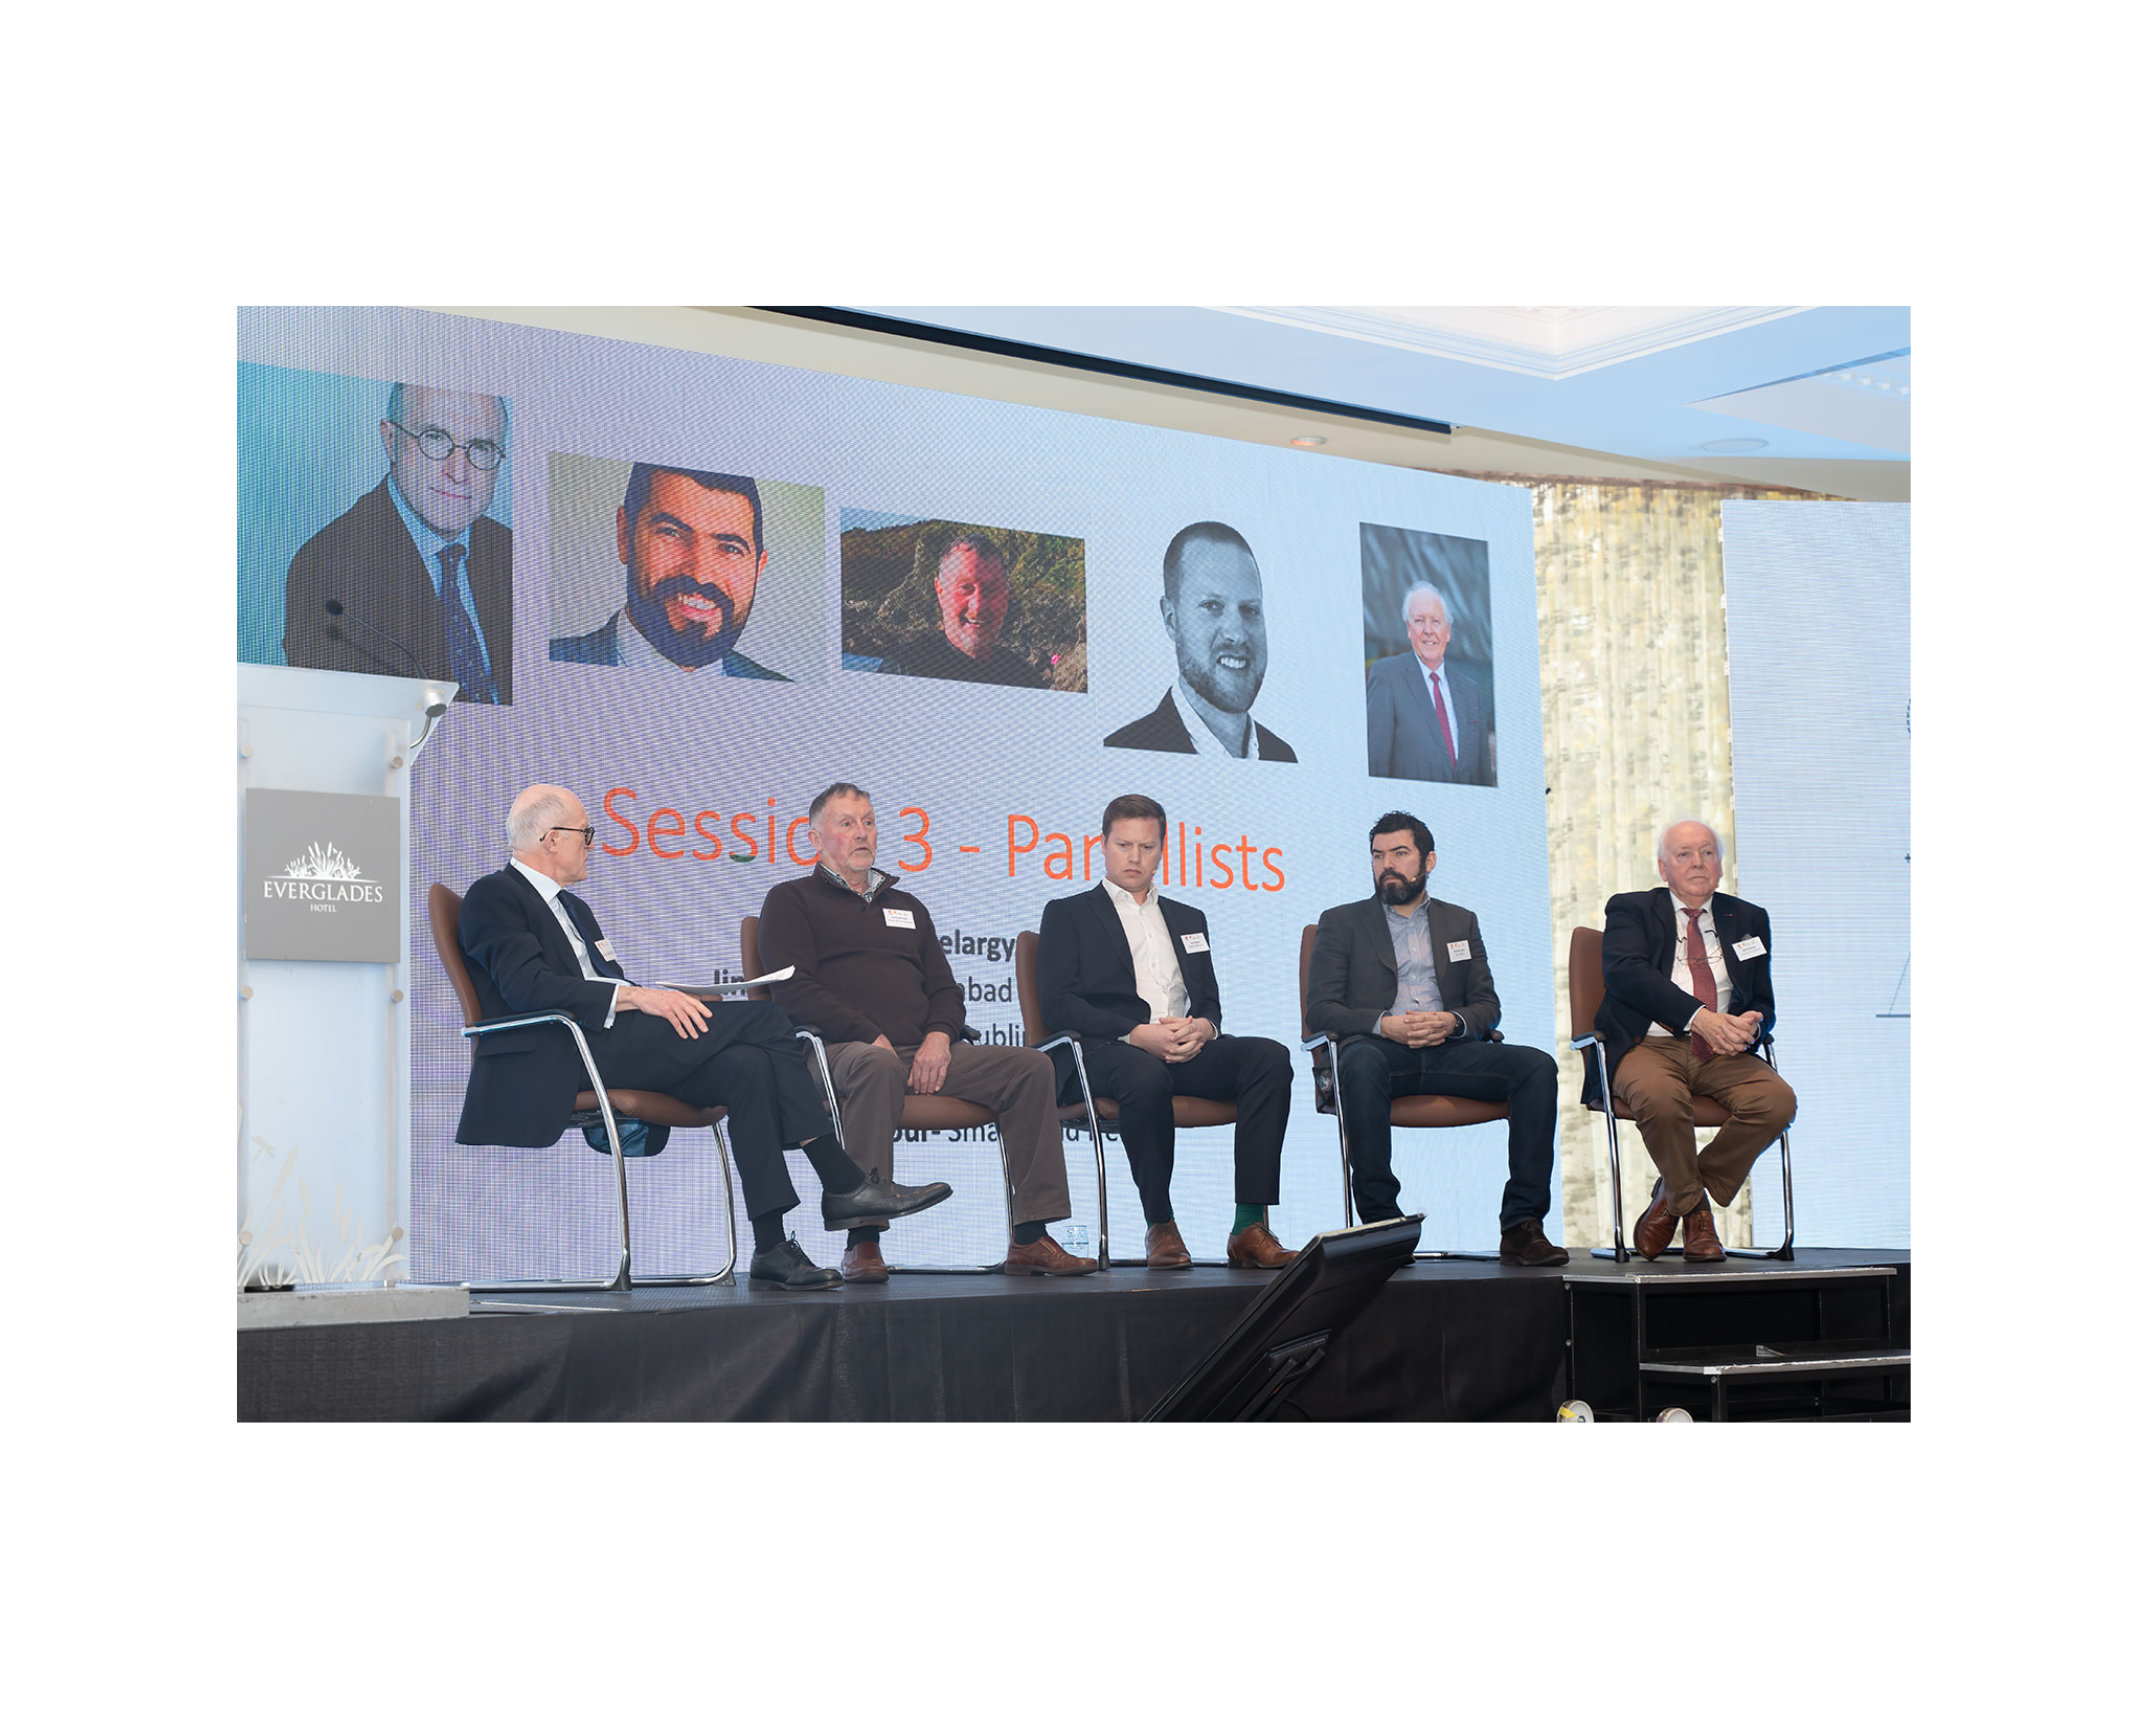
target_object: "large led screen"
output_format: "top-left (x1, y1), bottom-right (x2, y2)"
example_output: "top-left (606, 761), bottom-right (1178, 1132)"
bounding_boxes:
top-left (238, 307), bottom-right (1552, 1280)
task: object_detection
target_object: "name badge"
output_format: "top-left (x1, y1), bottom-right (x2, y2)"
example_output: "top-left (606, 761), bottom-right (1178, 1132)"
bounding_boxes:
top-left (1447, 940), bottom-right (1472, 962)
top-left (883, 908), bottom-right (916, 929)
top-left (1180, 931), bottom-right (1210, 954)
top-left (1732, 935), bottom-right (1767, 961)
top-left (593, 937), bottom-right (618, 963)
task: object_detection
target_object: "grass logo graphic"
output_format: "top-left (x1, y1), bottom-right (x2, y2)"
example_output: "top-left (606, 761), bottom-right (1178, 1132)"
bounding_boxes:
top-left (265, 839), bottom-right (385, 907)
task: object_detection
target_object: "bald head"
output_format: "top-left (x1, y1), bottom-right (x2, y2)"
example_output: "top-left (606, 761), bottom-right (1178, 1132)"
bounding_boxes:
top-left (380, 383), bottom-right (507, 538)
top-left (508, 784), bottom-right (592, 886)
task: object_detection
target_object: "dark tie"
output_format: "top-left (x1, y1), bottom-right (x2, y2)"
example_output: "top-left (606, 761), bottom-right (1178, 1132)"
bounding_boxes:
top-left (438, 543), bottom-right (496, 704)
top-left (1432, 673), bottom-right (1457, 762)
top-left (1685, 907), bottom-right (1717, 1062)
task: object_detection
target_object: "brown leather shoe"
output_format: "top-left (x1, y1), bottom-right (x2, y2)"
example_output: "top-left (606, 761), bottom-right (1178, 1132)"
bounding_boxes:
top-left (1681, 1203), bottom-right (1726, 1262)
top-left (1144, 1220), bottom-right (1194, 1269)
top-left (840, 1239), bottom-right (889, 1283)
top-left (1633, 1178), bottom-right (1677, 1261)
top-left (1498, 1220), bottom-right (1570, 1267)
top-left (1001, 1232), bottom-right (1099, 1276)
top-left (1226, 1221), bottom-right (1299, 1269)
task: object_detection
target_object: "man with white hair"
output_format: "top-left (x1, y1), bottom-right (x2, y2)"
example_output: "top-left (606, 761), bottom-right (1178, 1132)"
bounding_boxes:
top-left (453, 783), bottom-right (951, 1290)
top-left (1365, 582), bottom-right (1491, 784)
top-left (1586, 819), bottom-right (1797, 1261)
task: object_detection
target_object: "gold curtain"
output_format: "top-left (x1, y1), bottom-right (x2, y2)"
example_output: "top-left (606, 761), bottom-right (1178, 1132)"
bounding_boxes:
top-left (1447, 475), bottom-right (1834, 1249)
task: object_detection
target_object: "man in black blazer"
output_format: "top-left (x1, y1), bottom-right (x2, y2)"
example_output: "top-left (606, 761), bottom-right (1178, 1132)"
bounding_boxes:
top-left (1305, 812), bottom-right (1566, 1265)
top-left (283, 383), bottom-right (513, 704)
top-left (1035, 794), bottom-right (1297, 1269)
top-left (1365, 582), bottom-right (1491, 783)
top-left (453, 782), bottom-right (950, 1289)
top-left (1588, 819), bottom-right (1796, 1261)
top-left (1103, 521), bottom-right (1297, 761)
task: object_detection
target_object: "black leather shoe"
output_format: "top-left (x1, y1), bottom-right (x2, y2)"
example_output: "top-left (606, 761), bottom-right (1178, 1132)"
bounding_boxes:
top-left (748, 1237), bottom-right (843, 1291)
top-left (822, 1175), bottom-right (953, 1230)
top-left (1497, 1220), bottom-right (1570, 1267)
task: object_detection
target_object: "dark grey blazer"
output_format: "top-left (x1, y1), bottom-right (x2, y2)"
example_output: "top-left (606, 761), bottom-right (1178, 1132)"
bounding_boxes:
top-left (1365, 654), bottom-right (1490, 784)
top-left (1305, 892), bottom-right (1503, 1049)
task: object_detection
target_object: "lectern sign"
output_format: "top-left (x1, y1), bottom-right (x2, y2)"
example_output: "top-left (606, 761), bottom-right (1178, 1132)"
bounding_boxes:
top-left (245, 790), bottom-right (401, 961)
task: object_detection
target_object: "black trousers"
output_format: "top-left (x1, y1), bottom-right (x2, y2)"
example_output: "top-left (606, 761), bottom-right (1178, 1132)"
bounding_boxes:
top-left (1071, 1034), bottom-right (1292, 1222)
top-left (582, 1000), bottom-right (834, 1220)
top-left (1335, 1035), bottom-right (1558, 1230)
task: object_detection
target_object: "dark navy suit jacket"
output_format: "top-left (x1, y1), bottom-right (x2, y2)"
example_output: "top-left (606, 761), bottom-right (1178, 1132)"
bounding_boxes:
top-left (1034, 883), bottom-right (1224, 1099)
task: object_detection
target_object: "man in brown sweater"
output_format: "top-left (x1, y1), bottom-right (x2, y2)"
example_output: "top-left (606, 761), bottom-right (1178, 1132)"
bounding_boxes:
top-left (757, 783), bottom-right (1096, 1281)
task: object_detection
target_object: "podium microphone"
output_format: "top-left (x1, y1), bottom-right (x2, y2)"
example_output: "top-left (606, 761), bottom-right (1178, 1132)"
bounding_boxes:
top-left (324, 599), bottom-right (452, 763)
top-left (323, 597), bottom-right (426, 679)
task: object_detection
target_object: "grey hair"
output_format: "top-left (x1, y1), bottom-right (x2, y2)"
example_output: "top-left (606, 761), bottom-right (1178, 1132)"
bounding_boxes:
top-left (808, 781), bottom-right (871, 824)
top-left (1400, 582), bottom-right (1451, 631)
top-left (1656, 818), bottom-right (1724, 864)
top-left (507, 788), bottom-right (572, 852)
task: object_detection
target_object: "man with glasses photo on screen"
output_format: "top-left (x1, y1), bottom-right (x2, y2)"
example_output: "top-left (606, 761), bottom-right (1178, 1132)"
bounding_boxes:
top-left (1105, 521), bottom-right (1296, 761)
top-left (550, 463), bottom-right (791, 680)
top-left (283, 382), bottom-right (513, 704)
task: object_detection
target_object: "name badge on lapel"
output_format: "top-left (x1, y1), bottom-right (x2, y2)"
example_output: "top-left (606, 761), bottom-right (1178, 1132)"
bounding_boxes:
top-left (593, 937), bottom-right (618, 964)
top-left (884, 908), bottom-right (916, 929)
top-left (1447, 940), bottom-right (1472, 962)
top-left (1180, 931), bottom-right (1210, 954)
top-left (1732, 935), bottom-right (1766, 961)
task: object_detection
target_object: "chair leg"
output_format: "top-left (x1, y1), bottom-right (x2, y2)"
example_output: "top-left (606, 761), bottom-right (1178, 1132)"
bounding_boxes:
top-left (465, 1023), bottom-right (635, 1294)
top-left (1066, 1041), bottom-right (1114, 1267)
top-left (630, 1117), bottom-right (742, 1287)
top-left (1329, 1058), bottom-right (1356, 1230)
top-left (1726, 1044), bottom-right (1794, 1261)
top-left (1593, 1045), bottom-right (1630, 1265)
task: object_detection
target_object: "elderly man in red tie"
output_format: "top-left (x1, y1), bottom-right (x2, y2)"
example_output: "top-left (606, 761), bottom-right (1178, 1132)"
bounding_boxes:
top-left (1585, 820), bottom-right (1797, 1261)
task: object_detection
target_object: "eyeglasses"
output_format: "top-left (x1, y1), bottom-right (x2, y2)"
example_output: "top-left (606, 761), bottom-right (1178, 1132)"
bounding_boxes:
top-left (390, 421), bottom-right (505, 471)
top-left (548, 825), bottom-right (596, 846)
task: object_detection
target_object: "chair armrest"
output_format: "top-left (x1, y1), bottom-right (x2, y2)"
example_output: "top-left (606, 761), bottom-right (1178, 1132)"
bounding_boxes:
top-left (1299, 1030), bottom-right (1335, 1052)
top-left (1033, 1032), bottom-right (1079, 1055)
top-left (1570, 1031), bottom-right (1599, 1051)
top-left (463, 1010), bottom-right (581, 1039)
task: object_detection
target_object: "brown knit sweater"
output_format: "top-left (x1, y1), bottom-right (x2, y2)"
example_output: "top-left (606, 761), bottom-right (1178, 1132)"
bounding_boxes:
top-left (757, 867), bottom-right (966, 1049)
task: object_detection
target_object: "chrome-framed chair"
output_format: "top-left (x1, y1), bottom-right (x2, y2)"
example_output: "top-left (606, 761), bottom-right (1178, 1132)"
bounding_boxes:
top-left (741, 915), bottom-right (1038, 1273)
top-left (429, 884), bottom-right (739, 1293)
top-left (1297, 924), bottom-right (1511, 1261)
top-left (1010, 930), bottom-right (1227, 1269)
top-left (1566, 925), bottom-right (1795, 1265)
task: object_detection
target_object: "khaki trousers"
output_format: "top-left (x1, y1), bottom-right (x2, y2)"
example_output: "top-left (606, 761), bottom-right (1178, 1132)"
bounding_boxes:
top-left (824, 1039), bottom-right (1072, 1230)
top-left (1611, 1036), bottom-right (1796, 1217)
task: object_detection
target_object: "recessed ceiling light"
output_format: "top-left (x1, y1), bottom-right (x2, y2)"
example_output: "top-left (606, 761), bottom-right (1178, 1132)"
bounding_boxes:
top-left (1698, 437), bottom-right (1769, 454)
top-left (1290, 434), bottom-right (1327, 447)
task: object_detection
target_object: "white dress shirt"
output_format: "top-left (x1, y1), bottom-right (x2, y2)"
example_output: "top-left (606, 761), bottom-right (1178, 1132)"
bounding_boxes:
top-left (1102, 878), bottom-right (1190, 1037)
top-left (511, 856), bottom-right (620, 1026)
top-left (1170, 681), bottom-right (1280, 761)
top-left (1650, 894), bottom-right (1732, 1038)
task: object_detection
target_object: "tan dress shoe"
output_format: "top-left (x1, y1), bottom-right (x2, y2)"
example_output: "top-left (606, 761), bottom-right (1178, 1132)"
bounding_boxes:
top-left (1225, 1221), bottom-right (1298, 1269)
top-left (1681, 1203), bottom-right (1726, 1262)
top-left (840, 1240), bottom-right (889, 1283)
top-left (1633, 1178), bottom-right (1677, 1261)
top-left (1144, 1220), bottom-right (1194, 1268)
top-left (1001, 1232), bottom-right (1099, 1276)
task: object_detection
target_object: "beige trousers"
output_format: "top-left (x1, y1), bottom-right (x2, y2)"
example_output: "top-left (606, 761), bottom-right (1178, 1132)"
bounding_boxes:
top-left (1612, 1036), bottom-right (1796, 1217)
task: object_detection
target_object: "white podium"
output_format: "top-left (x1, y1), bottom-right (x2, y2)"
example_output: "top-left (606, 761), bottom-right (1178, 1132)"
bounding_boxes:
top-left (236, 665), bottom-right (455, 1284)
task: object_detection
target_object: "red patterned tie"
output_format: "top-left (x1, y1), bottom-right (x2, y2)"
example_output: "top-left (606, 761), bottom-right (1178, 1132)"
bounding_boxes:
top-left (1432, 673), bottom-right (1457, 762)
top-left (1685, 907), bottom-right (1717, 1062)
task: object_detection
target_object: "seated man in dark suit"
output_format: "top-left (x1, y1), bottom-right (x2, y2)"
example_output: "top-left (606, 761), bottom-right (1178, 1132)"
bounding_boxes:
top-left (1305, 811), bottom-right (1566, 1265)
top-left (1035, 793), bottom-right (1296, 1269)
top-left (283, 382), bottom-right (513, 704)
top-left (1104, 521), bottom-right (1296, 761)
top-left (1587, 819), bottom-right (1797, 1262)
top-left (549, 463), bottom-right (793, 679)
top-left (1365, 582), bottom-right (1492, 784)
top-left (455, 783), bottom-right (950, 1289)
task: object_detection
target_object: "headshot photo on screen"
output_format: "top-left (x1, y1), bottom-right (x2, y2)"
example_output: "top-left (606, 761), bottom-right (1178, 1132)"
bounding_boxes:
top-left (840, 512), bottom-right (1086, 692)
top-left (1361, 522), bottom-right (1495, 786)
top-left (1104, 520), bottom-right (1296, 762)
top-left (547, 453), bottom-right (827, 684)
top-left (241, 363), bottom-right (515, 705)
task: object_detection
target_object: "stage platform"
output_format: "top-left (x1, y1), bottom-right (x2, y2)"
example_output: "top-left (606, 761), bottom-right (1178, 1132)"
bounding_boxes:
top-left (237, 1247), bottom-right (1909, 1422)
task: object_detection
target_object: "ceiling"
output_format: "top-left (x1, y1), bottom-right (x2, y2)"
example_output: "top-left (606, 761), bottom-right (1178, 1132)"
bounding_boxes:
top-left (843, 305), bottom-right (1911, 499)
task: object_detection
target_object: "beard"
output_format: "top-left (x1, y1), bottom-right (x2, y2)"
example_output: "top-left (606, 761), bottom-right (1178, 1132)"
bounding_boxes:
top-left (627, 576), bottom-right (745, 669)
top-left (1181, 646), bottom-right (1264, 716)
top-left (1377, 867), bottom-right (1428, 905)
